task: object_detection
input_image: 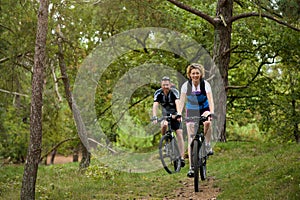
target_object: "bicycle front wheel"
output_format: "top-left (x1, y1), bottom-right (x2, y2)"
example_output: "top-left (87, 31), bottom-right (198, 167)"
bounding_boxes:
top-left (192, 139), bottom-right (200, 192)
top-left (158, 134), bottom-right (181, 174)
top-left (199, 143), bottom-right (207, 181)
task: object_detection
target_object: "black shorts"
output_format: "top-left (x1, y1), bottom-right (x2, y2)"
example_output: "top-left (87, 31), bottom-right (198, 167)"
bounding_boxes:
top-left (170, 118), bottom-right (182, 131)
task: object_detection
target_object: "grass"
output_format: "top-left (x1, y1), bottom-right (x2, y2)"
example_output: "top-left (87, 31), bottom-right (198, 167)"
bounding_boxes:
top-left (211, 141), bottom-right (300, 199)
top-left (1, 141), bottom-right (300, 199)
top-left (0, 162), bottom-right (184, 199)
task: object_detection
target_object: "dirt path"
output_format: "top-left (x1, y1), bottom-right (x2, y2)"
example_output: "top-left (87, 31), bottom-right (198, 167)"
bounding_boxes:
top-left (166, 176), bottom-right (220, 200)
top-left (46, 154), bottom-right (81, 164)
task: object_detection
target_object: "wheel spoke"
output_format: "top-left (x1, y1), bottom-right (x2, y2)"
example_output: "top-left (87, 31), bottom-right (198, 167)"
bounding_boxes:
top-left (159, 135), bottom-right (181, 174)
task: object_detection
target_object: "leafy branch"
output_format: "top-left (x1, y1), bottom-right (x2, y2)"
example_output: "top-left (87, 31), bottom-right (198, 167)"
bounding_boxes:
top-left (230, 12), bottom-right (300, 32)
top-left (166, 0), bottom-right (216, 26)
top-left (166, 0), bottom-right (300, 32)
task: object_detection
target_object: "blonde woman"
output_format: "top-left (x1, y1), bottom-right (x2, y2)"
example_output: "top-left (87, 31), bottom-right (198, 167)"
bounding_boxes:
top-left (178, 63), bottom-right (214, 178)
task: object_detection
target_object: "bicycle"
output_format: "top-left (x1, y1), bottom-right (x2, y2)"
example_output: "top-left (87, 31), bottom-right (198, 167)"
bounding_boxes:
top-left (153, 114), bottom-right (182, 174)
top-left (185, 114), bottom-right (213, 192)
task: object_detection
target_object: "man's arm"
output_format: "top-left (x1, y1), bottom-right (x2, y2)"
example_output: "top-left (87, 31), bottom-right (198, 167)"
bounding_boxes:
top-left (178, 92), bottom-right (186, 116)
top-left (152, 101), bottom-right (160, 117)
top-left (175, 99), bottom-right (181, 114)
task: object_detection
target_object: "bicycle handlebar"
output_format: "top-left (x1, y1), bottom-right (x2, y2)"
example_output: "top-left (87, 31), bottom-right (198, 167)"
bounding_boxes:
top-left (151, 114), bottom-right (181, 122)
top-left (184, 113), bottom-right (216, 123)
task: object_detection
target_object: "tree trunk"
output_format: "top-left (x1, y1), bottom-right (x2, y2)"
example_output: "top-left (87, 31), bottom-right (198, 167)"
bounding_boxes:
top-left (73, 146), bottom-right (79, 162)
top-left (292, 99), bottom-right (300, 143)
top-left (213, 0), bottom-right (233, 141)
top-left (80, 142), bottom-right (91, 169)
top-left (56, 29), bottom-right (91, 169)
top-left (20, 1), bottom-right (49, 199)
top-left (50, 149), bottom-right (57, 165)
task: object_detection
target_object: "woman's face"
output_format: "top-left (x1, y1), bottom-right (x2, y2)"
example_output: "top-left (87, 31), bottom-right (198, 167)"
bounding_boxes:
top-left (190, 68), bottom-right (201, 82)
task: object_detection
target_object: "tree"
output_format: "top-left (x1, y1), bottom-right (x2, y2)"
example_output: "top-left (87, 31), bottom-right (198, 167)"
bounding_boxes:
top-left (56, 26), bottom-right (91, 168)
top-left (21, 0), bottom-right (49, 199)
top-left (0, 0), bottom-right (37, 159)
top-left (166, 0), bottom-right (300, 141)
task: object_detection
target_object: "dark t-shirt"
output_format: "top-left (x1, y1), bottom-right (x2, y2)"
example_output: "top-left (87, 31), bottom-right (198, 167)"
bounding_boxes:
top-left (153, 87), bottom-right (180, 116)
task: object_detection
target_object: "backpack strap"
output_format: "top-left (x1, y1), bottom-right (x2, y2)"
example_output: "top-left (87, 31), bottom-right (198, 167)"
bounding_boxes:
top-left (187, 79), bottom-right (192, 94)
top-left (200, 79), bottom-right (206, 96)
top-left (186, 79), bottom-right (206, 96)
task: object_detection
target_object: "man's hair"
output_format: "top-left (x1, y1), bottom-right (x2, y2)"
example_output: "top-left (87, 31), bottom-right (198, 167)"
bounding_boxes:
top-left (161, 76), bottom-right (170, 81)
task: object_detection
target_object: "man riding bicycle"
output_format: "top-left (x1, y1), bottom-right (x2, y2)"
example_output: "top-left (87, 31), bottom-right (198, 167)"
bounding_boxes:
top-left (152, 76), bottom-right (185, 167)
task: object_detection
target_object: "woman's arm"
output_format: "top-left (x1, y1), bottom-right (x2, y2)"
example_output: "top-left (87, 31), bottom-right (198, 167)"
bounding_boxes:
top-left (206, 91), bottom-right (214, 113)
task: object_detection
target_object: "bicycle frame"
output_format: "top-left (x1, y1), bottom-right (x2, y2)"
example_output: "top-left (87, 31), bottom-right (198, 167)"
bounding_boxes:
top-left (163, 114), bottom-right (180, 159)
top-left (185, 115), bottom-right (211, 192)
top-left (191, 122), bottom-right (206, 159)
top-left (187, 115), bottom-right (211, 156)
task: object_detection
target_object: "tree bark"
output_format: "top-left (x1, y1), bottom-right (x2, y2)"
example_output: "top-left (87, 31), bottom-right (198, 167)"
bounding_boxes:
top-left (292, 100), bottom-right (300, 143)
top-left (56, 28), bottom-right (91, 169)
top-left (20, 0), bottom-right (49, 199)
top-left (79, 142), bottom-right (91, 169)
top-left (50, 149), bottom-right (57, 165)
top-left (212, 0), bottom-right (233, 141)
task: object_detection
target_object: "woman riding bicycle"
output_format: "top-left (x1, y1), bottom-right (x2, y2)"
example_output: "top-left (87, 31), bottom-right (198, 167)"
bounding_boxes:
top-left (178, 63), bottom-right (214, 177)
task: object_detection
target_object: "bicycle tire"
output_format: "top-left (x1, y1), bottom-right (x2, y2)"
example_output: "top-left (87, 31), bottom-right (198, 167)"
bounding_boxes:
top-left (199, 142), bottom-right (207, 181)
top-left (158, 134), bottom-right (181, 174)
top-left (192, 139), bottom-right (200, 192)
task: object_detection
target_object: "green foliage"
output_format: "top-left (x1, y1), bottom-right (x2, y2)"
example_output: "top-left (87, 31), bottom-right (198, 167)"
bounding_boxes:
top-left (0, 106), bottom-right (29, 163)
top-left (95, 49), bottom-right (186, 145)
top-left (227, 122), bottom-right (265, 142)
top-left (42, 95), bottom-right (79, 156)
top-left (277, 0), bottom-right (300, 22)
top-left (1, 0), bottom-right (299, 167)
top-left (84, 164), bottom-right (120, 180)
top-left (228, 6), bottom-right (300, 142)
top-left (115, 115), bottom-right (154, 151)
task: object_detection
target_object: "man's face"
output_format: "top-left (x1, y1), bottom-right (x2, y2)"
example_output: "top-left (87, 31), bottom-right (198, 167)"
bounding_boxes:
top-left (161, 80), bottom-right (170, 92)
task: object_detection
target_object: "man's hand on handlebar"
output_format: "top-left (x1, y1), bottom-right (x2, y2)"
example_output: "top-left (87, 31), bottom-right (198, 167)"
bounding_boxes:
top-left (151, 116), bottom-right (158, 124)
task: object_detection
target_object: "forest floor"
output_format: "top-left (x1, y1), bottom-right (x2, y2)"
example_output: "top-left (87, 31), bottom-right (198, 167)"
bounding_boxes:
top-left (48, 155), bottom-right (220, 199)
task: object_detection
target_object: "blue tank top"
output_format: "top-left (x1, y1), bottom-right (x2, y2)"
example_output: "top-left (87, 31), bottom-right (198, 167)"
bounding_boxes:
top-left (186, 80), bottom-right (209, 110)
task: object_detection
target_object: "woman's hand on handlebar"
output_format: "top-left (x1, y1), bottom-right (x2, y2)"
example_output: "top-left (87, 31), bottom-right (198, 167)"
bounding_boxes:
top-left (175, 114), bottom-right (182, 122)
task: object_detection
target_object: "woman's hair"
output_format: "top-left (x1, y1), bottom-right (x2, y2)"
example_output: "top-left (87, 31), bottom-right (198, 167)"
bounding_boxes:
top-left (186, 63), bottom-right (205, 79)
